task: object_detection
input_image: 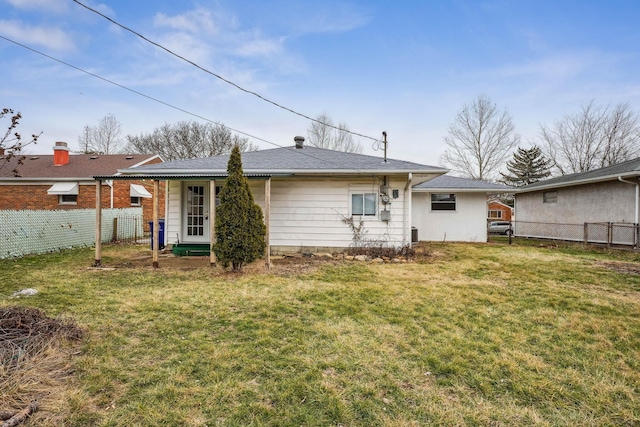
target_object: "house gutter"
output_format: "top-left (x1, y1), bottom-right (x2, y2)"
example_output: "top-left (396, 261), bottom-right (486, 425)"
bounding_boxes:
top-left (106, 180), bottom-right (114, 209)
top-left (618, 176), bottom-right (639, 224)
top-left (404, 173), bottom-right (412, 246)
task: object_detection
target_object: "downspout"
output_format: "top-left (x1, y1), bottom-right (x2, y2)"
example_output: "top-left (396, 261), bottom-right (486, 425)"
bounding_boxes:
top-left (404, 173), bottom-right (412, 246)
top-left (618, 176), bottom-right (639, 224)
top-left (106, 179), bottom-right (114, 209)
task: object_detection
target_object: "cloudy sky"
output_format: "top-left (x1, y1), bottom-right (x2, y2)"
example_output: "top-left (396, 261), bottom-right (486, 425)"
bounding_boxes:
top-left (2, 0), bottom-right (640, 166)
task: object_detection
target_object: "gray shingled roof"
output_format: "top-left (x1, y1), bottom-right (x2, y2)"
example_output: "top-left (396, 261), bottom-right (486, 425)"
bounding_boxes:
top-left (519, 157), bottom-right (640, 192)
top-left (413, 175), bottom-right (513, 192)
top-left (120, 145), bottom-right (447, 175)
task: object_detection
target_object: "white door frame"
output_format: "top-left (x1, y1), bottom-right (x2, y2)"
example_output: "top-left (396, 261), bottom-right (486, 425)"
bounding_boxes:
top-left (182, 181), bottom-right (210, 243)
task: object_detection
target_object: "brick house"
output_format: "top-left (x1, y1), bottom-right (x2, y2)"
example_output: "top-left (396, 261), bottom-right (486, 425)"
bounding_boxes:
top-left (487, 200), bottom-right (513, 221)
top-left (0, 141), bottom-right (164, 229)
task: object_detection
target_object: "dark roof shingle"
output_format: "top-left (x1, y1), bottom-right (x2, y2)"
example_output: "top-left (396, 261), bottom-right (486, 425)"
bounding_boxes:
top-left (122, 146), bottom-right (446, 174)
top-left (0, 153), bottom-right (159, 179)
top-left (520, 157), bottom-right (640, 192)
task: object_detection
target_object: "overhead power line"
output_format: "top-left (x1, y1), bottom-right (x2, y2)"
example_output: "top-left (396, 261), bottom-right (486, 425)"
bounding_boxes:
top-left (0, 34), bottom-right (380, 174)
top-left (71, 0), bottom-right (383, 144)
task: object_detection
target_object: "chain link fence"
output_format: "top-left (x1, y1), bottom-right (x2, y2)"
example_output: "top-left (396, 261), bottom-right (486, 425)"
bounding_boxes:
top-left (0, 208), bottom-right (147, 259)
top-left (489, 220), bottom-right (639, 249)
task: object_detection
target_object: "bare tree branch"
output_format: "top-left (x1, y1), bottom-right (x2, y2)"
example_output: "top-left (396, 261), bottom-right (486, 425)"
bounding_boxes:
top-left (440, 95), bottom-right (520, 181)
top-left (0, 108), bottom-right (41, 176)
top-left (125, 121), bottom-right (258, 160)
top-left (306, 113), bottom-right (363, 153)
top-left (539, 101), bottom-right (640, 174)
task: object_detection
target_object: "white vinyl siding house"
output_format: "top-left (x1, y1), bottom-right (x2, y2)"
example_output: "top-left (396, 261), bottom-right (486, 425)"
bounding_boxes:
top-left (165, 177), bottom-right (409, 253)
top-left (412, 175), bottom-right (513, 242)
top-left (118, 141), bottom-right (446, 255)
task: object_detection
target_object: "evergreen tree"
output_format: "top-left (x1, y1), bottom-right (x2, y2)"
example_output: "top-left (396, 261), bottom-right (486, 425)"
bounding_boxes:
top-left (500, 145), bottom-right (552, 187)
top-left (213, 146), bottom-right (266, 271)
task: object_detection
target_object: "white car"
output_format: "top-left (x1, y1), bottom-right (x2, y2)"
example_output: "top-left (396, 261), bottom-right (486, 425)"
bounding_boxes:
top-left (488, 221), bottom-right (513, 236)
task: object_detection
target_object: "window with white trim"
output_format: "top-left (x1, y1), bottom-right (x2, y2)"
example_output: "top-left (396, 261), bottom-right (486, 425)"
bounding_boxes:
top-left (130, 196), bottom-right (142, 206)
top-left (431, 193), bottom-right (456, 211)
top-left (351, 192), bottom-right (377, 216)
top-left (488, 210), bottom-right (502, 219)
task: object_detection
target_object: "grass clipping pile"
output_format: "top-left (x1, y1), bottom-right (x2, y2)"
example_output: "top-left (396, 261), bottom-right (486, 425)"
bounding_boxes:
top-left (1, 306), bottom-right (84, 426)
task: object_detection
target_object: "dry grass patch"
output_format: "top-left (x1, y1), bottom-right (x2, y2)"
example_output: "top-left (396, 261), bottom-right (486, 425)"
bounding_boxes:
top-left (0, 243), bottom-right (638, 426)
top-left (0, 306), bottom-right (85, 425)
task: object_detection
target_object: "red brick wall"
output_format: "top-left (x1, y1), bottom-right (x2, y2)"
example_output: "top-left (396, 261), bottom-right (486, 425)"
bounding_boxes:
top-left (488, 201), bottom-right (513, 221)
top-left (0, 184), bottom-right (108, 210)
top-left (0, 180), bottom-right (166, 231)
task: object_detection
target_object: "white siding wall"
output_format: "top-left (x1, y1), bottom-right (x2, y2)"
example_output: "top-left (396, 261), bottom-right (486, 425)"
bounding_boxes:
top-left (164, 176), bottom-right (410, 251)
top-left (412, 192), bottom-right (488, 242)
top-left (165, 180), bottom-right (182, 245)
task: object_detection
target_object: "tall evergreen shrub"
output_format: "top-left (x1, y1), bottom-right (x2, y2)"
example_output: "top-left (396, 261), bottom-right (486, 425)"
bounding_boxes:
top-left (213, 146), bottom-right (266, 271)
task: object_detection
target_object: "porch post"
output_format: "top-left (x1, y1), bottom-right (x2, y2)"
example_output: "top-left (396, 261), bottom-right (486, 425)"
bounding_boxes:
top-left (152, 180), bottom-right (159, 268)
top-left (210, 180), bottom-right (217, 266)
top-left (94, 180), bottom-right (102, 267)
top-left (265, 177), bottom-right (271, 268)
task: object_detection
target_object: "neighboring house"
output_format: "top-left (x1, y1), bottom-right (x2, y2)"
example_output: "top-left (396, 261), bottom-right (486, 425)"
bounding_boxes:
top-left (412, 175), bottom-right (513, 242)
top-left (0, 141), bottom-right (164, 228)
top-left (488, 200), bottom-right (513, 221)
top-left (515, 157), bottom-right (640, 226)
top-left (111, 137), bottom-right (448, 256)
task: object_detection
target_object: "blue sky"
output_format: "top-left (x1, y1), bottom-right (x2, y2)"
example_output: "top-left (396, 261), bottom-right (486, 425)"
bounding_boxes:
top-left (2, 0), bottom-right (640, 166)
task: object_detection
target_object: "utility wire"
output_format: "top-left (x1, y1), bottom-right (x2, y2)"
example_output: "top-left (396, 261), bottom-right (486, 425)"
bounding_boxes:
top-left (0, 34), bottom-right (381, 173)
top-left (72, 0), bottom-right (383, 145)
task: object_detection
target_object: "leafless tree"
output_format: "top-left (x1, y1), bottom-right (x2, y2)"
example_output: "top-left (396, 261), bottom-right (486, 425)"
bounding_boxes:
top-left (92, 114), bottom-right (123, 154)
top-left (78, 114), bottom-right (124, 154)
top-left (440, 95), bottom-right (520, 181)
top-left (307, 113), bottom-right (363, 153)
top-left (0, 108), bottom-right (41, 176)
top-left (540, 101), bottom-right (640, 175)
top-left (125, 121), bottom-right (258, 160)
top-left (77, 125), bottom-right (94, 154)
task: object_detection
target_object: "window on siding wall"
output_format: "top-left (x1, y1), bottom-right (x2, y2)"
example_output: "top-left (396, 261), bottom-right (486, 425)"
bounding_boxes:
top-left (59, 195), bottom-right (77, 205)
top-left (351, 193), bottom-right (377, 216)
top-left (488, 210), bottom-right (502, 219)
top-left (431, 193), bottom-right (456, 211)
top-left (543, 191), bottom-right (557, 203)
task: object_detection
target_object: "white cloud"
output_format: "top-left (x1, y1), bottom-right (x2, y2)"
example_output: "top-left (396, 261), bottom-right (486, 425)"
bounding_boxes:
top-left (154, 8), bottom-right (220, 35)
top-left (0, 20), bottom-right (75, 51)
top-left (4, 0), bottom-right (68, 12)
top-left (236, 36), bottom-right (285, 57)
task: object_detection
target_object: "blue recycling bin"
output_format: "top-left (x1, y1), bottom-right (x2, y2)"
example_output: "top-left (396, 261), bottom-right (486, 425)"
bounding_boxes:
top-left (149, 219), bottom-right (165, 250)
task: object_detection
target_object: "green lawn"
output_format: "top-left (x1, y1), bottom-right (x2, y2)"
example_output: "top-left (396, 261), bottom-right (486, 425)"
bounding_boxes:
top-left (1, 243), bottom-right (639, 426)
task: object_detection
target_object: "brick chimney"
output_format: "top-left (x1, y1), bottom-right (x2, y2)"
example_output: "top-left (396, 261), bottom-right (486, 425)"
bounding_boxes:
top-left (53, 141), bottom-right (70, 166)
top-left (294, 136), bottom-right (305, 149)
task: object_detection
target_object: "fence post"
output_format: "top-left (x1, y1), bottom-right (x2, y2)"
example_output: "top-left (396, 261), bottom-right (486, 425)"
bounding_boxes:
top-left (508, 220), bottom-right (512, 245)
top-left (636, 223), bottom-right (639, 250)
top-left (583, 223), bottom-right (588, 245)
top-left (607, 222), bottom-right (612, 248)
top-left (112, 217), bottom-right (118, 243)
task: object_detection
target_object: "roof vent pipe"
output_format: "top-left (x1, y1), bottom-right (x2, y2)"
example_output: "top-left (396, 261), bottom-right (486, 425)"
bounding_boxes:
top-left (294, 136), bottom-right (305, 149)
